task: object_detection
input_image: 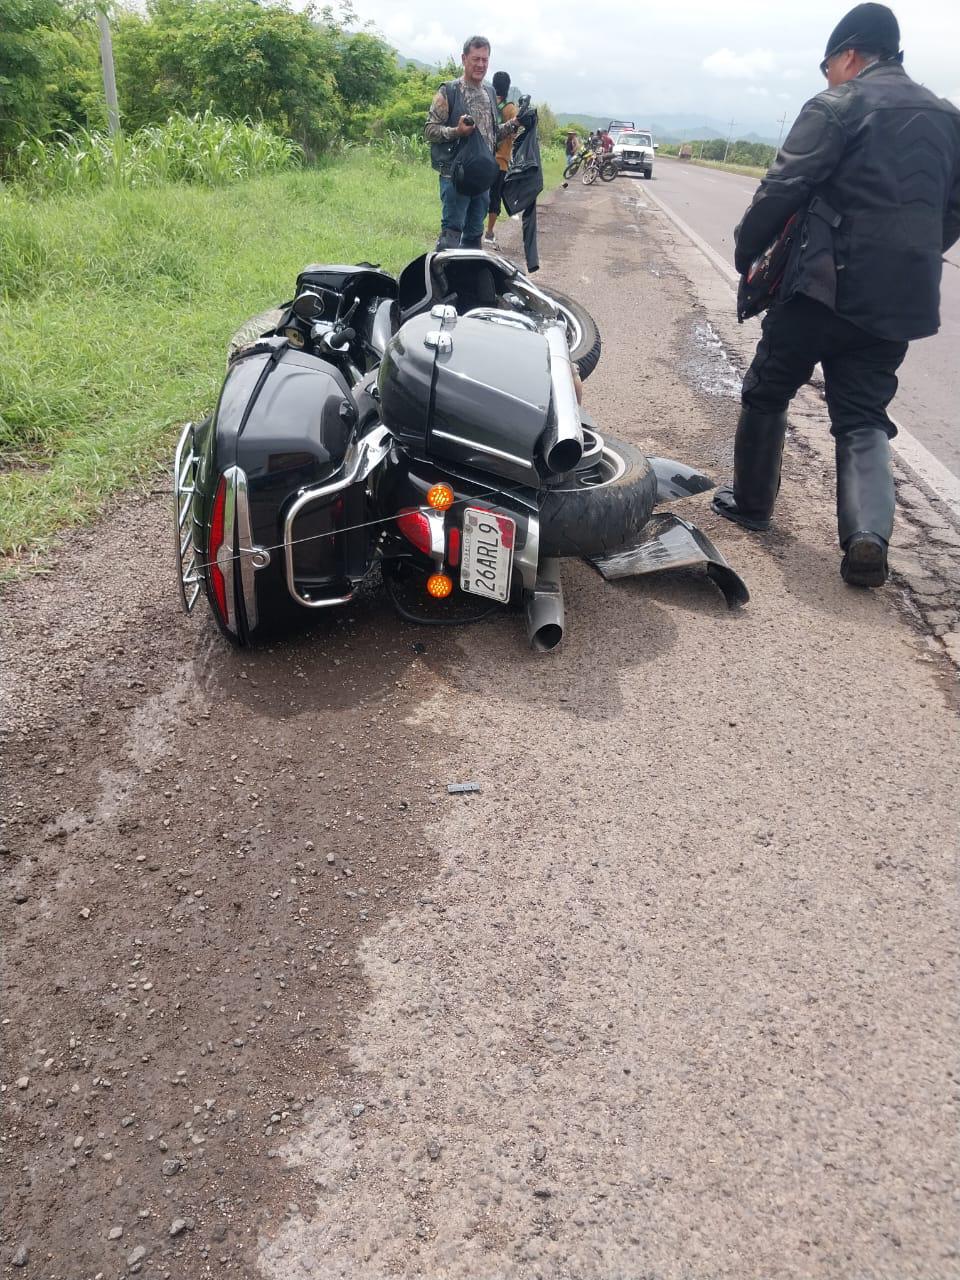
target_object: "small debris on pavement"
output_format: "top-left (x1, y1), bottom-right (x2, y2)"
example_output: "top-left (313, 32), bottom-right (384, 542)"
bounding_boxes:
top-left (108, 1227), bottom-right (123, 1240)
top-left (446, 782), bottom-right (481, 795)
top-left (12, 1245), bottom-right (29, 1267)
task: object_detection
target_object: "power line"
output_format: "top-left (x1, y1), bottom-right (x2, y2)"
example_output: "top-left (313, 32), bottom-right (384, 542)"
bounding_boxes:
top-left (722, 118), bottom-right (737, 165)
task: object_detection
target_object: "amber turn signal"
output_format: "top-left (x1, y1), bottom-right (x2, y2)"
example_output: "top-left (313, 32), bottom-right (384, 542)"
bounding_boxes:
top-left (426, 483), bottom-right (454, 511)
top-left (426, 572), bottom-right (453, 599)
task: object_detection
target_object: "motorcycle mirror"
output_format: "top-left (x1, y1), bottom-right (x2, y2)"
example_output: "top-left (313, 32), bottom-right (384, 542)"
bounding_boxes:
top-left (293, 289), bottom-right (331, 321)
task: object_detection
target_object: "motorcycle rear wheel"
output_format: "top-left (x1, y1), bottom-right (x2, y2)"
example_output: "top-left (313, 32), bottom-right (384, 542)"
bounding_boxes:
top-left (582, 163), bottom-right (599, 186)
top-left (538, 436), bottom-right (657, 558)
top-left (563, 159), bottom-right (581, 179)
top-left (599, 159), bottom-right (619, 182)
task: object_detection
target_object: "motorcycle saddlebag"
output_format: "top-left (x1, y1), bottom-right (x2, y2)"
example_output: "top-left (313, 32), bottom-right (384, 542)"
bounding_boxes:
top-left (377, 311), bottom-right (552, 488)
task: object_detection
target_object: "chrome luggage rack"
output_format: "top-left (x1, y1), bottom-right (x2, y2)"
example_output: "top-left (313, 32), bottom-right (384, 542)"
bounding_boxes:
top-left (174, 421), bottom-right (201, 613)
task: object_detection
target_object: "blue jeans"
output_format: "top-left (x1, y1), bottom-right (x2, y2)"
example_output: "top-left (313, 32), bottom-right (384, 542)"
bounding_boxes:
top-left (438, 175), bottom-right (489, 248)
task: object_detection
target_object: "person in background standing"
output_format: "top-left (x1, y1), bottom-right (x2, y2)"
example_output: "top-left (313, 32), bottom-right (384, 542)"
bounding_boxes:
top-left (565, 131), bottom-right (579, 159)
top-left (484, 71), bottom-right (519, 250)
top-left (424, 36), bottom-right (520, 249)
top-left (599, 129), bottom-right (613, 153)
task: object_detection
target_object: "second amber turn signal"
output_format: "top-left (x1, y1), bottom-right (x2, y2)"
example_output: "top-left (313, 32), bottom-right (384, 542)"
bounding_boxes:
top-left (426, 572), bottom-right (453, 599)
top-left (426, 483), bottom-right (454, 511)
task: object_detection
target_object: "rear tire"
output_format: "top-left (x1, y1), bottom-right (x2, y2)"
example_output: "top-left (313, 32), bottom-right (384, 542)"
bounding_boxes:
top-left (582, 163), bottom-right (599, 186)
top-left (600, 159), bottom-right (619, 181)
top-left (538, 436), bottom-right (657, 558)
top-left (563, 159), bottom-right (581, 179)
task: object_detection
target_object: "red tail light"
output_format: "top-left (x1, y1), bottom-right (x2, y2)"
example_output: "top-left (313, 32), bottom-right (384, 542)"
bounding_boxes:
top-left (447, 527), bottom-right (461, 566)
top-left (396, 508), bottom-right (433, 555)
top-left (208, 474), bottom-right (229, 622)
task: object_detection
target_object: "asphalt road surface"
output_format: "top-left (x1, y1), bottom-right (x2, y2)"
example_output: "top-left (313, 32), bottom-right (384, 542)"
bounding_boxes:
top-left (2, 181), bottom-right (958, 1280)
top-left (648, 156), bottom-right (960, 479)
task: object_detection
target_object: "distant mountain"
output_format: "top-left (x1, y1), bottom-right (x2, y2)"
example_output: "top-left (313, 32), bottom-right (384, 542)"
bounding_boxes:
top-left (396, 54), bottom-right (440, 73)
top-left (556, 110), bottom-right (779, 147)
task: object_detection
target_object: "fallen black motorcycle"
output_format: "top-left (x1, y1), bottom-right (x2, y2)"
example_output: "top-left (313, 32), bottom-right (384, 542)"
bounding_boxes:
top-left (175, 249), bottom-right (746, 651)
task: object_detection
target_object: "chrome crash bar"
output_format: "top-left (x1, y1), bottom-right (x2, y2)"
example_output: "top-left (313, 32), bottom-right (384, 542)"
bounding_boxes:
top-left (174, 421), bottom-right (201, 614)
top-left (282, 425), bottom-right (392, 609)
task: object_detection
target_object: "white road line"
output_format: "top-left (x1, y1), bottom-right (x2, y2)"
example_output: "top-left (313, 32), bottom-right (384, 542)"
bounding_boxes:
top-left (644, 181), bottom-right (960, 525)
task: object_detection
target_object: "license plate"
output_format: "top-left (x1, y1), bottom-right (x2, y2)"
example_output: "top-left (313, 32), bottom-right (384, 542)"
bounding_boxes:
top-left (460, 508), bottom-right (516, 603)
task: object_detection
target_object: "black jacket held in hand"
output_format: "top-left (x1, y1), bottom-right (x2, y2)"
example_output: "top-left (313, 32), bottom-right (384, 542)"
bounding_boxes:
top-left (735, 61), bottom-right (960, 341)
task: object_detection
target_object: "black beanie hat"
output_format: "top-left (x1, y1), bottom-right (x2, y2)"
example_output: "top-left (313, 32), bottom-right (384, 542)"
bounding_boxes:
top-left (823, 3), bottom-right (901, 61)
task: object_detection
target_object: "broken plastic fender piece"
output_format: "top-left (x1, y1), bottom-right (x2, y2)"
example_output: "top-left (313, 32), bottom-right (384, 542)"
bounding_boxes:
top-left (646, 456), bottom-right (716, 503)
top-left (447, 782), bottom-right (482, 795)
top-left (589, 512), bottom-right (749, 607)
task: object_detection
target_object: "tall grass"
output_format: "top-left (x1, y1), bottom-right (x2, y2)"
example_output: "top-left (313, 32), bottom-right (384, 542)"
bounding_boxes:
top-left (9, 112), bottom-right (302, 195)
top-left (0, 151), bottom-right (439, 560)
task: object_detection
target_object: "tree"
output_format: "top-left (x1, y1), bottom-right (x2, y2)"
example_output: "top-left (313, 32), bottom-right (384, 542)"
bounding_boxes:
top-left (112, 0), bottom-right (346, 154)
top-left (0, 0), bottom-right (101, 157)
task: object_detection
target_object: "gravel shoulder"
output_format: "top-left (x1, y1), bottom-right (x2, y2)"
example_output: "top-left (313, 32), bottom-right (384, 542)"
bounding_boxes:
top-left (2, 182), bottom-right (958, 1280)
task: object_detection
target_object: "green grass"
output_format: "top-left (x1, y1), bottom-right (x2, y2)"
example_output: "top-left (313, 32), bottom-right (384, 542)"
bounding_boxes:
top-left (0, 151), bottom-right (441, 562)
top-left (0, 143), bottom-right (567, 566)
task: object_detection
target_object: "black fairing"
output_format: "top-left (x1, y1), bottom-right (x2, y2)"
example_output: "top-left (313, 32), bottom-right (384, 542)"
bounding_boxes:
top-left (378, 313), bottom-right (551, 487)
top-left (295, 264), bottom-right (398, 312)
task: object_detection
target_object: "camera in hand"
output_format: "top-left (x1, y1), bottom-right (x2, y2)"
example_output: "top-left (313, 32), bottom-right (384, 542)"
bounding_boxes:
top-left (463, 115), bottom-right (475, 126)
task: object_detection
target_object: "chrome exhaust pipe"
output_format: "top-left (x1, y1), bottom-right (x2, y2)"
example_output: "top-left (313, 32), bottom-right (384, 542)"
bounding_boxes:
top-left (524, 558), bottom-right (564, 652)
top-left (540, 322), bottom-right (584, 475)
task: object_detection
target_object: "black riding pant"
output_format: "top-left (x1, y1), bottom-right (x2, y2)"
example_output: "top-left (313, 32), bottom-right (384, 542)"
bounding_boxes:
top-left (742, 295), bottom-right (908, 437)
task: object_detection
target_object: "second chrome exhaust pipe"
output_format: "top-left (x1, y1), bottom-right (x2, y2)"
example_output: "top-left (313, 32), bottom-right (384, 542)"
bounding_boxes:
top-left (524, 558), bottom-right (564, 652)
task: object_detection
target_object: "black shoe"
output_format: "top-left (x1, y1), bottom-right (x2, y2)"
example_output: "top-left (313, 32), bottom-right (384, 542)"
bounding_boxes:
top-left (711, 408), bottom-right (788, 531)
top-left (841, 531), bottom-right (888, 588)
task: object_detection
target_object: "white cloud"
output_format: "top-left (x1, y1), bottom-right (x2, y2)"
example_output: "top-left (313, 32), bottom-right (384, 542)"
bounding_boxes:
top-left (702, 47), bottom-right (777, 79)
top-left (745, 86), bottom-right (769, 96)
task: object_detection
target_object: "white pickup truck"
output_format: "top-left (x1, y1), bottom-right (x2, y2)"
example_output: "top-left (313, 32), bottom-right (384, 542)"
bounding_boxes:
top-left (611, 130), bottom-right (657, 179)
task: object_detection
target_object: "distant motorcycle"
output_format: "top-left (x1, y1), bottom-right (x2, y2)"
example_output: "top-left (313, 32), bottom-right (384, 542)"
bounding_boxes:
top-left (175, 250), bottom-right (746, 651)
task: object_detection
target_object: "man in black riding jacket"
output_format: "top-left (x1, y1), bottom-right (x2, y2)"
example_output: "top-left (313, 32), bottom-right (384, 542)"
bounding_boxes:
top-left (713, 3), bottom-right (960, 588)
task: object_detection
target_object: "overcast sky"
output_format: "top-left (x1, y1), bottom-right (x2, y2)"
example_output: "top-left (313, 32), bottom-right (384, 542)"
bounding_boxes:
top-left (332, 0), bottom-right (960, 136)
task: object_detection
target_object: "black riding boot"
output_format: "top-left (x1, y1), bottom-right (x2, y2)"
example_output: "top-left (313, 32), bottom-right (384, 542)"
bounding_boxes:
top-left (837, 427), bottom-right (895, 588)
top-left (459, 233), bottom-right (483, 249)
top-left (711, 409), bottom-right (788, 531)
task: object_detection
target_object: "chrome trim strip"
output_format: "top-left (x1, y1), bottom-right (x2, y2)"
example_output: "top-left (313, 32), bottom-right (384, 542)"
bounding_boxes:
top-left (233, 468), bottom-right (266, 633)
top-left (430, 428), bottom-right (536, 472)
top-left (283, 426), bottom-right (392, 609)
top-left (219, 467), bottom-right (239, 635)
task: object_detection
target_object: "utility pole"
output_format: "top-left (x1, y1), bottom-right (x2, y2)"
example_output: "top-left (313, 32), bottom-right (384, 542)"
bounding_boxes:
top-left (722, 118), bottom-right (737, 165)
top-left (776, 110), bottom-right (789, 150)
top-left (96, 7), bottom-right (121, 137)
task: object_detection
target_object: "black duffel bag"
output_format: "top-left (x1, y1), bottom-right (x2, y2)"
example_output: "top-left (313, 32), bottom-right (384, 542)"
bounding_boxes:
top-left (451, 126), bottom-right (499, 196)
